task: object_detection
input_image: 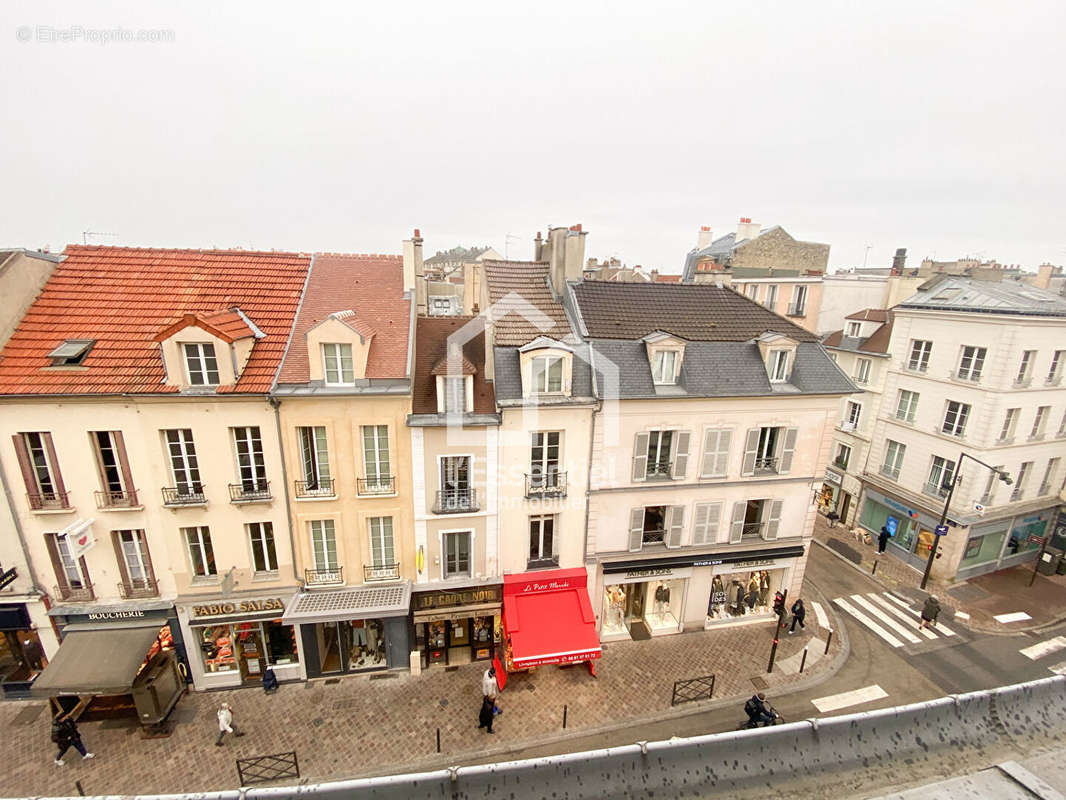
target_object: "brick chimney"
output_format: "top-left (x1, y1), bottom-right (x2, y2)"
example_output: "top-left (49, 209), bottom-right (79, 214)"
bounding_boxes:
top-left (1034, 263), bottom-right (1055, 290)
top-left (402, 228), bottom-right (426, 315)
top-left (892, 248), bottom-right (907, 275)
top-left (736, 217), bottom-right (760, 242)
top-left (697, 225), bottom-right (714, 249)
top-left (542, 224), bottom-right (587, 295)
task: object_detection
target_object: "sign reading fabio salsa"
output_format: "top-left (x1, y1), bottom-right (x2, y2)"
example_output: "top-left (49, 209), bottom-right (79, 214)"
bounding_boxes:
top-left (191, 598), bottom-right (284, 618)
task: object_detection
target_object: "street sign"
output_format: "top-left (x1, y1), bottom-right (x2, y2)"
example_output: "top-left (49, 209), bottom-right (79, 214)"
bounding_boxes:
top-left (934, 524), bottom-right (949, 537)
top-left (1028, 535), bottom-right (1046, 546)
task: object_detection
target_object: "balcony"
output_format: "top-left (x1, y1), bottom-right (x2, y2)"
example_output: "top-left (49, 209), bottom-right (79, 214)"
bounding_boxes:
top-left (304, 567), bottom-right (344, 587)
top-left (433, 488), bottom-right (479, 514)
top-left (525, 471), bottom-right (567, 498)
top-left (1046, 375), bottom-right (1062, 387)
top-left (364, 563), bottom-right (400, 582)
top-left (923, 481), bottom-right (950, 499)
top-left (1038, 482), bottom-right (1052, 497)
top-left (94, 488), bottom-right (139, 509)
top-left (839, 421), bottom-right (857, 432)
top-left (832, 458), bottom-right (850, 471)
top-left (1014, 377), bottom-right (1032, 388)
top-left (118, 577), bottom-right (159, 599)
top-left (1028, 432), bottom-right (1046, 443)
top-left (229, 482), bottom-right (272, 503)
top-left (527, 556), bottom-right (560, 570)
top-left (357, 476), bottom-right (396, 497)
top-left (741, 522), bottom-right (765, 540)
top-left (295, 478), bottom-right (335, 499)
top-left (645, 460), bottom-right (672, 480)
top-left (753, 456), bottom-right (779, 475)
top-left (162, 485), bottom-right (206, 506)
top-left (1010, 486), bottom-right (1025, 502)
top-left (54, 582), bottom-right (94, 602)
top-left (953, 370), bottom-right (982, 384)
top-left (786, 303), bottom-right (806, 318)
top-left (641, 527), bottom-right (666, 546)
top-left (27, 490), bottom-right (71, 511)
top-left (879, 464), bottom-right (901, 481)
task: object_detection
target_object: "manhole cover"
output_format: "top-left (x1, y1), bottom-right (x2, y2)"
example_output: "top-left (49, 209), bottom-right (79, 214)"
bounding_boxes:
top-left (439, 698), bottom-right (449, 707)
top-left (525, 683), bottom-right (536, 692)
top-left (750, 676), bottom-right (768, 691)
top-left (825, 538), bottom-right (861, 564)
top-left (312, 717), bottom-right (324, 727)
top-left (445, 666), bottom-right (459, 672)
top-left (333, 699), bottom-right (358, 710)
top-left (10, 705), bottom-right (44, 726)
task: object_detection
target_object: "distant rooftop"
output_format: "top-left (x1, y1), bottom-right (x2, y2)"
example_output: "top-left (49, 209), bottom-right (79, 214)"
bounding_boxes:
top-left (899, 276), bottom-right (1066, 317)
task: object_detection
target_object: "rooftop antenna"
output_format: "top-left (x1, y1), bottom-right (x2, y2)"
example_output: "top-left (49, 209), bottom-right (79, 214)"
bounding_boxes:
top-left (82, 230), bottom-right (119, 245)
top-left (505, 234), bottom-right (520, 260)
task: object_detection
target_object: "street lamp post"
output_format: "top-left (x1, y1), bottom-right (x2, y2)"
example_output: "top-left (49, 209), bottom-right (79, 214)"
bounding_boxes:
top-left (920, 452), bottom-right (1012, 590)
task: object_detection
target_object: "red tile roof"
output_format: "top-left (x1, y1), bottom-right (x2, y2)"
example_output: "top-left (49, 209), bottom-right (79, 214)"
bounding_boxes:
top-left (412, 316), bottom-right (494, 414)
top-left (0, 246), bottom-right (311, 395)
top-left (653, 274), bottom-right (682, 283)
top-left (277, 254), bottom-right (410, 383)
top-left (482, 260), bottom-right (572, 346)
top-left (153, 308), bottom-right (259, 344)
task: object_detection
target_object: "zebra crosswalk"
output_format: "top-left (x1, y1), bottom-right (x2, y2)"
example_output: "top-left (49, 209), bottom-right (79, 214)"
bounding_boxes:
top-left (831, 592), bottom-right (957, 649)
top-left (1019, 635), bottom-right (1066, 676)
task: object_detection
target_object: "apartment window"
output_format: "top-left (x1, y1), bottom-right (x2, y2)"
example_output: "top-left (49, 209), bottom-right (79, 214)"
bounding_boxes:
top-left (633, 429), bottom-right (691, 481)
top-left (770, 350), bottom-right (790, 382)
top-left (323, 343), bottom-right (354, 385)
top-left (1012, 462), bottom-right (1032, 501)
top-left (1049, 350), bottom-right (1066, 385)
top-left (828, 352), bottom-right (837, 363)
top-left (114, 529), bottom-right (152, 588)
top-left (764, 285), bottom-right (778, 308)
top-left (846, 322), bottom-right (862, 338)
top-left (628, 505), bottom-right (685, 549)
top-left (1039, 458), bottom-right (1061, 496)
top-left (1059, 410), bottom-right (1066, 437)
top-left (1031, 406), bottom-right (1050, 440)
top-left (248, 522), bottom-right (277, 574)
top-left (833, 442), bottom-right (851, 470)
top-left (881, 440), bottom-right (906, 480)
top-left (647, 430), bottom-right (674, 477)
top-left (310, 520), bottom-right (338, 571)
top-left (844, 400), bottom-right (862, 429)
top-left (699, 429), bottom-right (732, 478)
top-left (755, 427), bottom-right (778, 471)
top-left (165, 429), bottom-right (201, 493)
top-left (49, 533), bottom-right (89, 589)
top-left (979, 466), bottom-right (1004, 505)
top-left (854, 358), bottom-right (871, 385)
top-left (183, 526), bottom-right (216, 578)
top-left (182, 343), bottom-right (219, 386)
top-left (442, 377), bottom-right (466, 412)
top-left (745, 283), bottom-right (758, 299)
top-left (297, 426), bottom-right (331, 489)
top-left (368, 517), bottom-right (395, 568)
top-left (908, 340), bottom-right (932, 372)
top-left (999, 408), bottom-right (1020, 442)
top-left (443, 531), bottom-right (471, 578)
top-left (530, 431), bottom-right (561, 486)
top-left (91, 431), bottom-right (129, 501)
top-left (742, 426), bottom-right (797, 476)
top-left (232, 427), bottom-right (267, 491)
top-left (1016, 350), bottom-right (1036, 385)
top-left (692, 502), bottom-right (723, 545)
top-left (942, 401), bottom-right (971, 437)
top-left (789, 285), bottom-right (807, 316)
top-left (531, 356), bottom-right (563, 393)
top-left (439, 455), bottom-right (473, 511)
top-left (15, 431), bottom-right (63, 505)
top-left (926, 456), bottom-right (956, 497)
top-left (652, 350), bottom-right (678, 384)
top-left (895, 390), bottom-right (919, 423)
top-left (362, 425), bottom-right (391, 489)
top-left (957, 345), bottom-right (986, 382)
top-left (528, 515), bottom-right (555, 563)
top-left (728, 499), bottom-right (782, 543)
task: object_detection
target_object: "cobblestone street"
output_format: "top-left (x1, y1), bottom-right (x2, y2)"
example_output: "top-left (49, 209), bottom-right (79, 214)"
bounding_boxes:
top-left (1, 602), bottom-right (842, 797)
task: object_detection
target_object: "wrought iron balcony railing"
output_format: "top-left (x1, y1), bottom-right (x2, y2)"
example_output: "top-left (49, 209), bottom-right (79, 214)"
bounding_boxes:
top-left (433, 488), bottom-right (479, 514)
top-left (295, 478), bottom-right (335, 498)
top-left (525, 471), bottom-right (567, 498)
top-left (162, 485), bottom-right (206, 506)
top-left (28, 490), bottom-right (71, 511)
top-left (754, 457), bottom-right (779, 474)
top-left (923, 481), bottom-right (951, 499)
top-left (118, 577), bottom-right (159, 599)
top-left (645, 460), bottom-right (672, 479)
top-left (741, 522), bottom-right (765, 539)
top-left (358, 476), bottom-right (396, 496)
top-left (54, 582), bottom-right (94, 602)
top-left (364, 563), bottom-right (400, 582)
top-left (642, 528), bottom-right (666, 545)
top-left (880, 464), bottom-right (901, 481)
top-left (229, 482), bottom-right (271, 503)
top-left (95, 488), bottom-right (139, 509)
top-left (304, 567), bottom-right (343, 586)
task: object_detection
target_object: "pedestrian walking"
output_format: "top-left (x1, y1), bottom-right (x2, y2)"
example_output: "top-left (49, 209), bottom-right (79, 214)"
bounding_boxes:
top-left (51, 716), bottom-right (94, 766)
top-left (919, 595), bottom-right (941, 630)
top-left (788, 598), bottom-right (807, 634)
top-left (477, 695), bottom-right (496, 734)
top-left (482, 664), bottom-right (502, 716)
top-left (826, 510), bottom-right (839, 528)
top-left (215, 702), bottom-right (246, 746)
top-left (878, 526), bottom-right (891, 553)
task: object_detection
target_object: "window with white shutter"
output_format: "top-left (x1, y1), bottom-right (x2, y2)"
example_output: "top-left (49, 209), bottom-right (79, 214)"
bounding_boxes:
top-left (700, 429), bottom-right (732, 478)
top-left (692, 502), bottom-right (722, 545)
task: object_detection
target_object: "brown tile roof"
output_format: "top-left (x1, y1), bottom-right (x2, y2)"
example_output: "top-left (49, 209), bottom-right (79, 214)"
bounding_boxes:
top-left (412, 316), bottom-right (495, 414)
top-left (572, 281), bottom-right (819, 342)
top-left (152, 308), bottom-right (259, 344)
top-left (482, 260), bottom-right (573, 346)
top-left (822, 311), bottom-right (894, 354)
top-left (0, 246), bottom-right (311, 395)
top-left (277, 254), bottom-right (410, 383)
top-left (844, 308), bottom-right (889, 322)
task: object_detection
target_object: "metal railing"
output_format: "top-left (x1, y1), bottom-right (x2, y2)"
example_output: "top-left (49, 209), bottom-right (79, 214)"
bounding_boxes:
top-left (364, 563), bottom-right (400, 582)
top-left (954, 370), bottom-right (982, 383)
top-left (358, 476), bottom-right (395, 496)
top-left (671, 674), bottom-right (716, 705)
top-left (236, 752), bottom-right (299, 786)
top-left (27, 490), bottom-right (71, 511)
top-left (94, 488), bottom-right (139, 509)
top-left (754, 457), bottom-right (779, 474)
top-left (831, 458), bottom-right (849, 471)
top-left (162, 485), bottom-right (206, 506)
top-left (1010, 486), bottom-right (1024, 502)
top-left (880, 464), bottom-right (901, 481)
top-left (786, 303), bottom-right (806, 317)
top-left (642, 528), bottom-right (666, 545)
top-left (904, 359), bottom-right (929, 373)
top-left (839, 420), bottom-right (857, 432)
top-left (304, 567), bottom-right (343, 586)
top-left (54, 582), bottom-right (94, 602)
top-left (1014, 376), bottom-right (1032, 388)
top-left (527, 556), bottom-right (560, 570)
top-left (741, 522), bottom-right (765, 539)
top-left (295, 478), bottom-right (335, 498)
top-left (229, 482), bottom-right (271, 503)
top-left (118, 577), bottom-right (159, 599)
top-left (433, 488), bottom-right (479, 513)
top-left (525, 471), bottom-right (567, 498)
top-left (646, 460), bottom-right (672, 479)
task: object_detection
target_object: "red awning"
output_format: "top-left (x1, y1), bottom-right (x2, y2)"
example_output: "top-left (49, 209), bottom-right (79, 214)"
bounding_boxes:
top-left (502, 568), bottom-right (602, 670)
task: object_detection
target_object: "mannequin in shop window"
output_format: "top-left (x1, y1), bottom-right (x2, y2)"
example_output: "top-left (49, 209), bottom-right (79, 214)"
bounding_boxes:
top-left (606, 585), bottom-right (626, 630)
top-left (708, 575), bottom-right (726, 619)
top-left (731, 579), bottom-right (745, 616)
top-left (758, 572), bottom-right (771, 610)
top-left (745, 580), bottom-right (758, 611)
top-left (653, 582), bottom-right (670, 621)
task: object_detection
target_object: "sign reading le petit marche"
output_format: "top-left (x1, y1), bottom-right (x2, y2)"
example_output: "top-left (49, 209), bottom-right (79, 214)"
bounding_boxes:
top-left (192, 598), bottom-right (284, 617)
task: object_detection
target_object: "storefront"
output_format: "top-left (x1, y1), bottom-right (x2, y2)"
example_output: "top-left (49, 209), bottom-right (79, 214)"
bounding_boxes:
top-left (411, 583), bottom-right (502, 669)
top-left (705, 556), bottom-right (794, 627)
top-left (819, 467), bottom-right (852, 523)
top-left (176, 594), bottom-right (303, 690)
top-left (0, 603), bottom-right (48, 699)
top-left (858, 487), bottom-right (945, 570)
top-left (282, 582), bottom-right (411, 678)
top-left (601, 567), bottom-right (690, 641)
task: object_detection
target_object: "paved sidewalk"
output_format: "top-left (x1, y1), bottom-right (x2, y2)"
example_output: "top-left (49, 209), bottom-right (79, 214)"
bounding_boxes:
top-left (814, 514), bottom-right (1066, 633)
top-left (0, 598), bottom-right (844, 797)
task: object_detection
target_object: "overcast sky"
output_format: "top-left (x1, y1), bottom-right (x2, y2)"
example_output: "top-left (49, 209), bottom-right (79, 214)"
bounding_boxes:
top-left (2, 1), bottom-right (1063, 273)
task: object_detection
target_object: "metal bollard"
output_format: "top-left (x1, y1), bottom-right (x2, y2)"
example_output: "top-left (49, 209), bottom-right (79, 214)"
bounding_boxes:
top-left (872, 560), bottom-right (879, 575)
top-left (563, 704), bottom-right (568, 729)
top-left (436, 727), bottom-right (441, 753)
top-left (799, 645), bottom-right (809, 673)
top-left (75, 782), bottom-right (85, 797)
top-left (824, 628), bottom-right (833, 654)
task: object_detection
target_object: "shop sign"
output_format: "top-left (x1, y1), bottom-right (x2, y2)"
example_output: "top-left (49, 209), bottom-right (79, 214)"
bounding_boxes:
top-left (0, 566), bottom-right (16, 591)
top-left (519, 578), bottom-right (572, 594)
top-left (824, 468), bottom-right (842, 485)
top-left (191, 598), bottom-right (284, 618)
top-left (413, 586), bottom-right (502, 611)
top-left (615, 566), bottom-right (693, 585)
top-left (1028, 536), bottom-right (1046, 546)
top-left (732, 559), bottom-right (777, 569)
top-left (87, 610), bottom-right (146, 620)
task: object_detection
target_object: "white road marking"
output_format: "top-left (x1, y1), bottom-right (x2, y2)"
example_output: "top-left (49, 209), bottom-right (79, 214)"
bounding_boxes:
top-left (849, 594), bottom-right (922, 644)
top-left (995, 612), bottom-right (1033, 624)
top-left (881, 592), bottom-right (957, 636)
top-left (833, 597), bottom-right (904, 648)
top-left (812, 684), bottom-right (889, 713)
top-left (954, 610), bottom-right (970, 621)
top-left (864, 593), bottom-right (938, 640)
top-left (812, 601), bottom-right (830, 630)
top-left (1020, 636), bottom-right (1066, 661)
top-left (1048, 661), bottom-right (1066, 676)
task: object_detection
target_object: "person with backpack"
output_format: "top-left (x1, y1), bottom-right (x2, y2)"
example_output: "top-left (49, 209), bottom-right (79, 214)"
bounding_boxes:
top-left (51, 716), bottom-right (94, 766)
top-left (920, 595), bottom-right (942, 630)
top-left (789, 598), bottom-right (807, 634)
top-left (744, 693), bottom-right (774, 727)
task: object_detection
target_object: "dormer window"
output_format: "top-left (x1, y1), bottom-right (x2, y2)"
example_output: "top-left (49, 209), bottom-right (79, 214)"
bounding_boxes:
top-left (444, 377), bottom-right (466, 412)
top-left (47, 339), bottom-right (95, 366)
top-left (532, 355), bottom-right (564, 393)
top-left (183, 343), bottom-right (219, 386)
top-left (770, 350), bottom-right (790, 383)
top-left (846, 322), bottom-right (862, 337)
top-left (652, 350), bottom-right (679, 385)
top-left (323, 343), bottom-right (355, 385)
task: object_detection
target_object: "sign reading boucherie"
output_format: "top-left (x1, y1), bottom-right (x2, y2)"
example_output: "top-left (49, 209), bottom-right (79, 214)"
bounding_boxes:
top-left (413, 586), bottom-right (502, 611)
top-left (191, 598), bottom-right (284, 617)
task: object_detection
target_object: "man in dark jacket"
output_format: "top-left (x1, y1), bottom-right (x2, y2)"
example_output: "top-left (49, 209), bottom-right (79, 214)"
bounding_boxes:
top-left (52, 717), bottom-right (94, 766)
top-left (745, 693), bottom-right (774, 727)
top-left (789, 598), bottom-right (807, 634)
top-left (878, 526), bottom-right (891, 553)
top-left (477, 695), bottom-right (496, 734)
top-left (920, 595), bottom-right (941, 630)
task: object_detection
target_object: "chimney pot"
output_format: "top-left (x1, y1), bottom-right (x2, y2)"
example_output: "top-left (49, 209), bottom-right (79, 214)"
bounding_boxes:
top-left (414, 228), bottom-right (421, 239)
top-left (701, 225), bottom-right (711, 232)
top-left (570, 224), bottom-right (582, 232)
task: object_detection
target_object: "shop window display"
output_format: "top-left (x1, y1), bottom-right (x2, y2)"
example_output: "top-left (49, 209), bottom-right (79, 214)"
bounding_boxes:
top-left (707, 569), bottom-right (783, 623)
top-left (196, 620), bottom-right (298, 676)
top-left (347, 619), bottom-right (386, 669)
top-left (0, 629), bottom-right (47, 684)
top-left (602, 580), bottom-right (684, 638)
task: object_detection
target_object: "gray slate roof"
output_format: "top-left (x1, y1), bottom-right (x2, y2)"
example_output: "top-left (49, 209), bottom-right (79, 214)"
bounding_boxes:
top-left (492, 343), bottom-right (596, 404)
top-left (899, 276), bottom-right (1066, 316)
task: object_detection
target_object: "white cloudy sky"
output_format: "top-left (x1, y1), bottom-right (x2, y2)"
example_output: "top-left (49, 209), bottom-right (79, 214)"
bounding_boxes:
top-left (2, 0), bottom-right (1063, 273)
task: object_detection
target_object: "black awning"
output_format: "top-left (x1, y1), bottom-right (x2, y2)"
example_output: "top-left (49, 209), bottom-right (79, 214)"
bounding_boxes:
top-left (30, 623), bottom-right (161, 696)
top-left (603, 544), bottom-right (805, 574)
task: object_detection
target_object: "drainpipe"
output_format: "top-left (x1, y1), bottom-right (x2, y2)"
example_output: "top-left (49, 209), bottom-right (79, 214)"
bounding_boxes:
top-left (0, 457), bottom-right (45, 593)
top-left (270, 397), bottom-right (301, 585)
top-left (582, 399), bottom-right (601, 564)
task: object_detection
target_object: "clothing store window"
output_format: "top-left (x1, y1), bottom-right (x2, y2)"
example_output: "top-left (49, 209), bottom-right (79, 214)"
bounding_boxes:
top-left (602, 579), bottom-right (684, 638)
top-left (706, 569), bottom-right (784, 623)
top-left (196, 621), bottom-right (299, 679)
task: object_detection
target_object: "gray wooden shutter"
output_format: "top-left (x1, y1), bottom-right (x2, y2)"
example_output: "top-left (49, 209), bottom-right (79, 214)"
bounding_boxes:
top-left (729, 502), bottom-right (746, 543)
top-left (11, 434), bottom-right (37, 495)
top-left (112, 431), bottom-right (136, 500)
top-left (628, 508), bottom-right (645, 552)
top-left (714, 430), bottom-right (732, 477)
top-left (671, 431), bottom-right (691, 479)
top-left (112, 531), bottom-right (132, 589)
top-left (764, 499), bottom-right (783, 540)
top-left (692, 503), bottom-right (710, 544)
top-left (778, 427), bottom-right (798, 474)
top-left (43, 534), bottom-right (69, 593)
top-left (741, 429), bottom-right (760, 476)
top-left (42, 432), bottom-right (67, 498)
top-left (631, 432), bottom-right (649, 482)
top-left (666, 506), bottom-right (685, 548)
